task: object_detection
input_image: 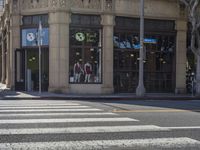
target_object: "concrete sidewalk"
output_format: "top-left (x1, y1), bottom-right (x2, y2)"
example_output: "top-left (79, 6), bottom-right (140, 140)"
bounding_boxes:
top-left (0, 83), bottom-right (199, 100)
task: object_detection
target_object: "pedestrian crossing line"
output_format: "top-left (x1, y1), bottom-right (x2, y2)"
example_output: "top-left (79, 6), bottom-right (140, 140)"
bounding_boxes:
top-left (0, 117), bottom-right (138, 124)
top-left (0, 125), bottom-right (168, 135)
top-left (0, 137), bottom-right (199, 150)
top-left (0, 103), bottom-right (81, 107)
top-left (3, 125), bottom-right (200, 135)
top-left (0, 112), bottom-right (118, 117)
top-left (0, 108), bottom-right (103, 112)
top-left (166, 126), bottom-right (200, 130)
top-left (0, 105), bottom-right (90, 109)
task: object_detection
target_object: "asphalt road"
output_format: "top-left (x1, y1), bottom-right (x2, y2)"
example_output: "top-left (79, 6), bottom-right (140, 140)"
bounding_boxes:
top-left (0, 99), bottom-right (200, 150)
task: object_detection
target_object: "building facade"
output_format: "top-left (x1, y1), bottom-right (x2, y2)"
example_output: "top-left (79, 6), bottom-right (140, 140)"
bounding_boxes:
top-left (0, 0), bottom-right (188, 94)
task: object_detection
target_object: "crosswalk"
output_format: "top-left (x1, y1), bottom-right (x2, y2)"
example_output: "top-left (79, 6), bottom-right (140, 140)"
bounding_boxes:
top-left (0, 100), bottom-right (200, 150)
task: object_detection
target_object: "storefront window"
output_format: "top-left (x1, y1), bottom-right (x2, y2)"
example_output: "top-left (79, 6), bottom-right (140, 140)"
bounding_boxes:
top-left (22, 15), bottom-right (48, 26)
top-left (114, 30), bottom-right (176, 93)
top-left (69, 28), bottom-right (102, 83)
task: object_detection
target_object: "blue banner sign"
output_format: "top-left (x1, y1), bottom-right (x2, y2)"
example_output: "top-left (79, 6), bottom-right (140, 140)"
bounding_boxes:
top-left (144, 38), bottom-right (157, 44)
top-left (22, 28), bottom-right (49, 47)
top-left (114, 36), bottom-right (157, 49)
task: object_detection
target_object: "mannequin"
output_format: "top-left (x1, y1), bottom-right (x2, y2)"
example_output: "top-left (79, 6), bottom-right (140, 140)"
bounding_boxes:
top-left (73, 62), bottom-right (83, 83)
top-left (84, 62), bottom-right (92, 83)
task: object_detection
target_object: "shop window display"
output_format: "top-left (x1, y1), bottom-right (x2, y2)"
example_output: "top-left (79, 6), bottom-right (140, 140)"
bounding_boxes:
top-left (69, 28), bottom-right (102, 84)
top-left (114, 31), bottom-right (175, 93)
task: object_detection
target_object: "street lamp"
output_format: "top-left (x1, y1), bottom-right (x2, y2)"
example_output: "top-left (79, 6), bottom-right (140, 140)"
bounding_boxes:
top-left (136, 0), bottom-right (145, 96)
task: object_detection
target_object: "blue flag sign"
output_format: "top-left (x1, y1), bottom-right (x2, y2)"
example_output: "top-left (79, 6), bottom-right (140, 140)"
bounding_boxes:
top-left (22, 28), bottom-right (49, 47)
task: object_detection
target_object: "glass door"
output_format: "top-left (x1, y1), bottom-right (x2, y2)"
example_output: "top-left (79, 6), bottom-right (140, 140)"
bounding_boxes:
top-left (26, 48), bottom-right (49, 91)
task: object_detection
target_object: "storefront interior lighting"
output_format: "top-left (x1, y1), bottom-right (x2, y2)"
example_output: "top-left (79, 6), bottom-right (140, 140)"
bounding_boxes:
top-left (150, 51), bottom-right (155, 54)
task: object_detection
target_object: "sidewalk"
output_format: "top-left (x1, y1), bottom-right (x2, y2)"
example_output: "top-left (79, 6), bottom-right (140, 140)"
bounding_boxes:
top-left (0, 83), bottom-right (199, 100)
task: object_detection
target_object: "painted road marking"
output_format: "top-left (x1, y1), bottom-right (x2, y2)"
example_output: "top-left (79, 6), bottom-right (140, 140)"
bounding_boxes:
top-left (0, 125), bottom-right (166, 135)
top-left (0, 108), bottom-right (103, 112)
top-left (0, 112), bottom-right (118, 117)
top-left (166, 126), bottom-right (200, 130)
top-left (113, 109), bottom-right (200, 113)
top-left (0, 117), bottom-right (138, 124)
top-left (0, 137), bottom-right (199, 149)
top-left (0, 105), bottom-right (89, 109)
top-left (1, 125), bottom-right (200, 134)
top-left (0, 103), bottom-right (81, 107)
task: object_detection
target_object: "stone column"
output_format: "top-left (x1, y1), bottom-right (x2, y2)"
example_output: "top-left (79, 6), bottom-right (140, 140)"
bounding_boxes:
top-left (175, 20), bottom-right (187, 94)
top-left (1, 32), bottom-right (6, 84)
top-left (101, 14), bottom-right (115, 94)
top-left (6, 23), bottom-right (11, 87)
top-left (48, 11), bottom-right (70, 93)
top-left (0, 34), bottom-right (2, 80)
top-left (10, 14), bottom-right (21, 90)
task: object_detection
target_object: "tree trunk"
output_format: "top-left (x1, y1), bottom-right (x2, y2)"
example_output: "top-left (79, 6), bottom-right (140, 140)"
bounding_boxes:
top-left (196, 54), bottom-right (200, 96)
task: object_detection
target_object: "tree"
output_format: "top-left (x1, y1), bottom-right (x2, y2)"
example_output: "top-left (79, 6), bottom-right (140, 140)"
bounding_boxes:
top-left (180, 0), bottom-right (200, 95)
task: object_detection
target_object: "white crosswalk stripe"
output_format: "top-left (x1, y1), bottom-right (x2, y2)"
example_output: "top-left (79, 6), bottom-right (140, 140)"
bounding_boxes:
top-left (0, 101), bottom-right (199, 150)
top-left (0, 108), bottom-right (102, 112)
top-left (0, 105), bottom-right (89, 109)
top-left (0, 138), bottom-right (199, 150)
top-left (0, 125), bottom-right (168, 135)
top-left (0, 103), bottom-right (81, 107)
top-left (0, 112), bottom-right (118, 117)
top-left (0, 117), bottom-right (138, 124)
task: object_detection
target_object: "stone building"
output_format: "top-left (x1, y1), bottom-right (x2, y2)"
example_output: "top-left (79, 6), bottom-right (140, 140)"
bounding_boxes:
top-left (0, 0), bottom-right (188, 94)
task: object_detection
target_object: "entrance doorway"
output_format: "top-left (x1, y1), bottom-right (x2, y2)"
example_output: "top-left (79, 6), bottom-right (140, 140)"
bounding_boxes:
top-left (15, 48), bottom-right (49, 91)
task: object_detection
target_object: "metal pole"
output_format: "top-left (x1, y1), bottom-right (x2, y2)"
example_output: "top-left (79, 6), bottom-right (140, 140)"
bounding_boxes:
top-left (39, 43), bottom-right (41, 93)
top-left (38, 20), bottom-right (43, 94)
top-left (136, 0), bottom-right (145, 96)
